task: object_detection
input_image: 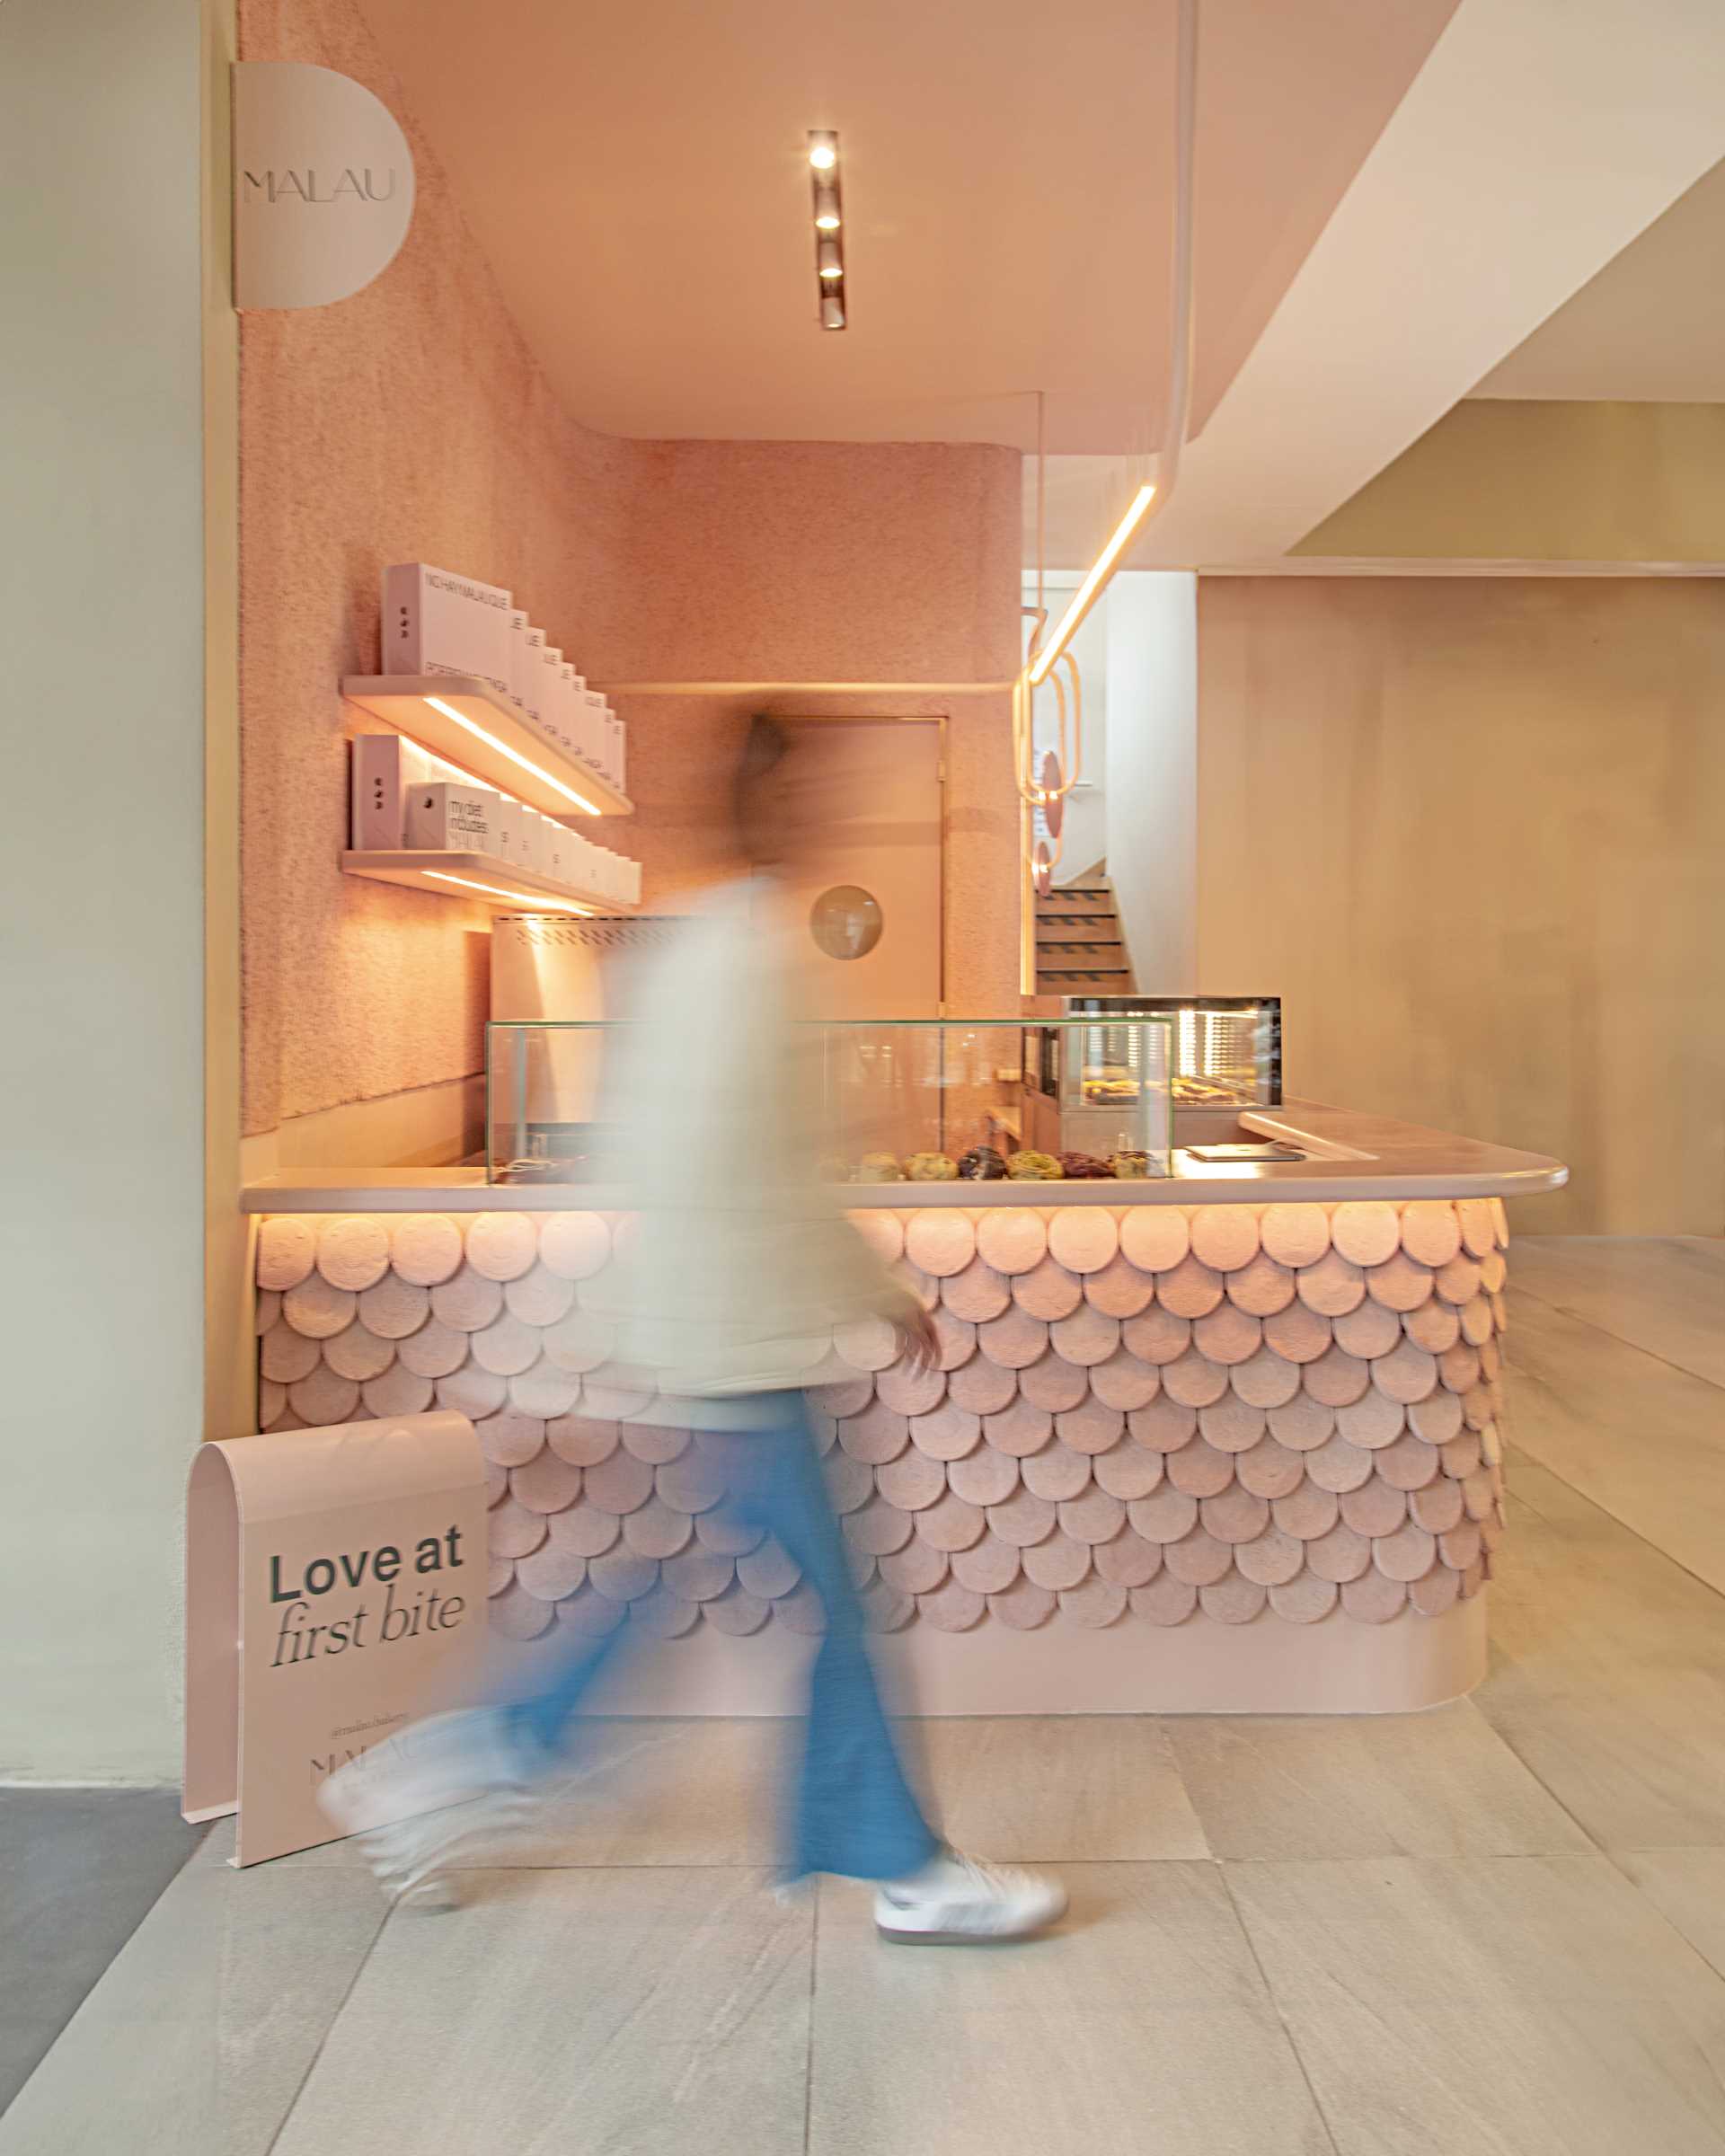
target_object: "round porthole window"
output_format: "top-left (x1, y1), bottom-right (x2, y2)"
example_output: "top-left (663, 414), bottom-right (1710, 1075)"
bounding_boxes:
top-left (809, 884), bottom-right (884, 960)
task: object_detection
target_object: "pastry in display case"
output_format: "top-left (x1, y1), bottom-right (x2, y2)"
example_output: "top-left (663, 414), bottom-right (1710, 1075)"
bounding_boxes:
top-left (1031, 995), bottom-right (1281, 1117)
top-left (484, 1017), bottom-right (1173, 1188)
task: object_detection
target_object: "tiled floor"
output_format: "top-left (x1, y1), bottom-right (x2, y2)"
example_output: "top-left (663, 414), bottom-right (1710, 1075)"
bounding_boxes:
top-left (4, 1237), bottom-right (1724, 2153)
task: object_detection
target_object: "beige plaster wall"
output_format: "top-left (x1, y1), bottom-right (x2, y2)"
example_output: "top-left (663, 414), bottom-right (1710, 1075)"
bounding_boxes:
top-left (1197, 577), bottom-right (1725, 1236)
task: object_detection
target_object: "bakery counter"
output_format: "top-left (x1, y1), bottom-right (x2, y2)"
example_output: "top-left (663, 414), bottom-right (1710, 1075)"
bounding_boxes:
top-left (243, 1105), bottom-right (1563, 1715)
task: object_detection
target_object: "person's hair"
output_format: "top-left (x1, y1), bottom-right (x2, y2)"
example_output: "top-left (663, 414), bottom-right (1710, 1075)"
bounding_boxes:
top-left (733, 712), bottom-right (791, 841)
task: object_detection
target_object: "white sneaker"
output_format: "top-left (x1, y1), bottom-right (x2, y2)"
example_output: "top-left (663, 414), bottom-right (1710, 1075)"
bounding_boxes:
top-left (873, 1848), bottom-right (1068, 1945)
top-left (316, 1709), bottom-right (535, 1910)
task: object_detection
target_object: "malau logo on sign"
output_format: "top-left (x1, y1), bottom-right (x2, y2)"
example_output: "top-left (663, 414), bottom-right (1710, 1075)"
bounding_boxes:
top-left (233, 62), bottom-right (417, 309)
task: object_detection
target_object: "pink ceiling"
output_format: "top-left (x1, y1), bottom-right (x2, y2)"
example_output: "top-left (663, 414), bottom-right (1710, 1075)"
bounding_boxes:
top-left (354, 0), bottom-right (1458, 454)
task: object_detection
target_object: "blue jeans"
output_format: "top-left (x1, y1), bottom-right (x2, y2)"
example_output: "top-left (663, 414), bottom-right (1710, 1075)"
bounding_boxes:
top-left (506, 1392), bottom-right (941, 1884)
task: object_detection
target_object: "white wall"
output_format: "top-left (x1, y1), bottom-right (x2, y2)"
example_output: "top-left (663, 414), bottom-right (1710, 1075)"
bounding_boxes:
top-left (1, 0), bottom-right (208, 1777)
top-left (1105, 573), bottom-right (1198, 993)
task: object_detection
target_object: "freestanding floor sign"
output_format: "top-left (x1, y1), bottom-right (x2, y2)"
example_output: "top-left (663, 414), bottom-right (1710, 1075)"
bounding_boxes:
top-left (184, 1413), bottom-right (490, 1866)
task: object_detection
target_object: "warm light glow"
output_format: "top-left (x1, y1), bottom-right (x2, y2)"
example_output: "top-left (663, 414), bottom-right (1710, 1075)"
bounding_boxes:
top-left (1024, 483), bottom-right (1156, 687)
top-left (821, 294), bottom-right (846, 331)
top-left (424, 870), bottom-right (594, 915)
top-left (422, 694), bottom-right (600, 815)
top-left (818, 241), bottom-right (843, 279)
top-left (809, 138), bottom-right (836, 171)
top-left (814, 187), bottom-right (841, 230)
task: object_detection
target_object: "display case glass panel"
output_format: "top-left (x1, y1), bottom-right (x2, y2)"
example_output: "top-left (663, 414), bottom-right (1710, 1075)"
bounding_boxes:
top-left (485, 1018), bottom-right (1172, 1187)
top-left (1056, 995), bottom-right (1280, 1109)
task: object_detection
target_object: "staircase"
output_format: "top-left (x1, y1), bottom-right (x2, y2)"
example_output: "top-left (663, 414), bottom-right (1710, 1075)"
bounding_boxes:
top-left (1035, 874), bottom-right (1134, 994)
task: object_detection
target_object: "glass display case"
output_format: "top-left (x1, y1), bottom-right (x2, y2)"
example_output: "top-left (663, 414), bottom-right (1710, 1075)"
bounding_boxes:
top-left (1050, 995), bottom-right (1280, 1109)
top-left (485, 1017), bottom-right (1173, 1187)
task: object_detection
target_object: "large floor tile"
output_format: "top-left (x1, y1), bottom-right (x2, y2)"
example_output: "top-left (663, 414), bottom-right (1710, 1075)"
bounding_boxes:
top-left (1504, 1290), bottom-right (1725, 1594)
top-left (809, 1862), bottom-right (1335, 2155)
top-left (1166, 1701), bottom-right (1590, 1861)
top-left (914, 1717), bottom-right (1209, 1860)
top-left (0, 1860), bottom-right (384, 2156)
top-left (1227, 1851), bottom-right (1725, 2156)
top-left (0, 1788), bottom-right (202, 2111)
top-left (1477, 1452), bottom-right (1725, 1849)
top-left (1620, 1850), bottom-right (1725, 1982)
top-left (273, 1868), bottom-right (810, 2156)
top-left (1513, 1236), bottom-right (1725, 1388)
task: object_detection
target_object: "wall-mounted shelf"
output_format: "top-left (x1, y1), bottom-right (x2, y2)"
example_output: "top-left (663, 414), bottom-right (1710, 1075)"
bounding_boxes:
top-left (343, 849), bottom-right (638, 915)
top-left (341, 675), bottom-right (634, 819)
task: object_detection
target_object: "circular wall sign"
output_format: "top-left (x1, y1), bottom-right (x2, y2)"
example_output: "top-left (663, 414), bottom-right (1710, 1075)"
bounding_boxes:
top-left (809, 885), bottom-right (884, 959)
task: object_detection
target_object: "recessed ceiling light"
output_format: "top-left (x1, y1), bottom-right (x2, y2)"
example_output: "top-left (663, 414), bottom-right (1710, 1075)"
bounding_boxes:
top-left (817, 239), bottom-right (843, 280)
top-left (806, 132), bottom-right (846, 328)
top-left (821, 293), bottom-right (845, 330)
top-left (813, 186), bottom-right (841, 231)
top-left (808, 132), bottom-right (837, 171)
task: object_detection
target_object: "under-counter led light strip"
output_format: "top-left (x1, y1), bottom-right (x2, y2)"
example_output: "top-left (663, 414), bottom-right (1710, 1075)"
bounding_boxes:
top-left (808, 131), bottom-right (846, 329)
top-left (422, 694), bottom-right (601, 816)
top-left (424, 870), bottom-right (595, 915)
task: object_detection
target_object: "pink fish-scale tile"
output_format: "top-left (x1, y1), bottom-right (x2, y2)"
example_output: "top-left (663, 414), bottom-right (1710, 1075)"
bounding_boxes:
top-left (538, 1307), bottom-right (615, 1376)
top-left (1481, 1247), bottom-right (1508, 1294)
top-left (942, 1257), bottom-right (1012, 1324)
top-left (1332, 1297), bottom-right (1402, 1361)
top-left (1163, 1526), bottom-right (1234, 1587)
top-left (1490, 1197), bottom-right (1511, 1248)
top-left (501, 1263), bottom-right (574, 1330)
top-left (1013, 1255), bottom-right (1084, 1321)
top-left (1162, 1349), bottom-right (1231, 1409)
top-left (1375, 1431), bottom-right (1441, 1493)
top-left (880, 1538), bottom-right (950, 1595)
top-left (1261, 1203), bottom-right (1331, 1269)
top-left (1192, 1302), bottom-right (1262, 1367)
top-left (1334, 1388), bottom-right (1405, 1451)
top-left (1461, 1469), bottom-right (1496, 1523)
top-left (909, 1399), bottom-right (985, 1460)
top-left (861, 1578), bottom-right (915, 1633)
top-left (1262, 1301), bottom-right (1331, 1365)
top-left (1459, 1294), bottom-right (1495, 1348)
top-left (917, 1578), bottom-right (986, 1632)
top-left (1458, 1199), bottom-right (1496, 1259)
top-left (432, 1267), bottom-right (505, 1335)
top-left (623, 1497), bottom-right (695, 1560)
top-left (1296, 1249), bottom-right (1367, 1318)
top-left (515, 1541), bottom-right (589, 1602)
top-left (1048, 1303), bottom-right (1124, 1371)
top-left (486, 1555), bottom-right (515, 1597)
top-left (950, 1532), bottom-right (1022, 1595)
top-left (261, 1322), bottom-right (321, 1385)
top-left (943, 1357), bottom-right (1016, 1418)
top-left (1055, 1398), bottom-right (1127, 1456)
top-left (736, 1540), bottom-right (801, 1600)
top-left (693, 1580), bottom-right (767, 1635)
top-left (1341, 1569), bottom-right (1409, 1623)
top-left (1018, 1350), bottom-right (1090, 1412)
top-left (823, 1451), bottom-right (876, 1515)
top-left (1089, 1347), bottom-right (1161, 1412)
top-left (548, 1500), bottom-right (622, 1560)
top-left (1080, 1255), bottom-right (1154, 1328)
top-left (1459, 1557), bottom-right (1487, 1599)
top-left (1022, 1440), bottom-right (1095, 1503)
top-left (931, 1305), bottom-right (978, 1372)
top-left (1439, 1429), bottom-right (1484, 1482)
top-left (1128, 1396), bottom-right (1199, 1454)
top-left (1374, 1519), bottom-right (1438, 1582)
top-left (546, 1413), bottom-right (620, 1469)
top-left (1479, 1338), bottom-right (1503, 1385)
top-left (1305, 1519), bottom-right (1372, 1583)
top-left (440, 1365), bottom-right (508, 1422)
top-left (510, 1448), bottom-right (584, 1515)
top-left (1094, 1529), bottom-right (1163, 1586)
top-left (1225, 1251), bottom-right (1297, 1318)
top-left (841, 1492), bottom-right (916, 1555)
top-left (1199, 1398), bottom-right (1268, 1454)
top-left (876, 1445), bottom-right (951, 1513)
top-left (837, 1401), bottom-right (910, 1465)
top-left (357, 1274), bottom-right (430, 1341)
top-left (1266, 1393), bottom-right (1335, 1452)
top-left (1440, 1341), bottom-right (1483, 1395)
top-left (1330, 1200), bottom-right (1401, 1268)
top-left (1059, 1485), bottom-right (1127, 1545)
top-left (1410, 1476), bottom-right (1465, 1535)
top-left (809, 1372), bottom-right (873, 1419)
top-left (258, 1216), bottom-right (317, 1292)
top-left (694, 1507), bottom-right (764, 1558)
top-left (631, 1586), bottom-right (703, 1638)
top-left (582, 1445), bottom-right (656, 1514)
top-left (1374, 1338), bottom-right (1439, 1406)
top-left (1272, 1480), bottom-right (1340, 1541)
top-left (947, 1444), bottom-right (1022, 1508)
top-left (977, 1306), bottom-right (1048, 1371)
top-left (911, 1489), bottom-right (984, 1553)
top-left (1401, 1199), bottom-right (1463, 1268)
top-left (387, 1215), bottom-right (464, 1289)
top-left (1367, 1251), bottom-right (1435, 1314)
top-left (1408, 1388), bottom-right (1464, 1446)
top-left (1304, 1345), bottom-right (1371, 1409)
top-left (1131, 1574), bottom-right (1199, 1625)
top-left (986, 1486), bottom-right (1058, 1549)
top-left (1059, 1576), bottom-right (1128, 1629)
top-left (988, 1576), bottom-right (1057, 1630)
top-left (535, 1211), bottom-right (610, 1283)
top-left (659, 1544), bottom-right (736, 1603)
top-left (258, 1376), bottom-right (287, 1426)
top-left (509, 1360), bottom-right (581, 1421)
top-left (1119, 1207), bottom-right (1189, 1273)
top-left (585, 1365), bottom-right (658, 1422)
top-left (1202, 1485), bottom-right (1272, 1545)
top-left (464, 1213), bottom-right (538, 1285)
top-left (283, 1274), bottom-right (358, 1341)
top-left (1479, 1418), bottom-right (1504, 1468)
top-left (490, 1496), bottom-right (550, 1560)
top-left (976, 1208), bottom-right (1048, 1276)
top-left (1092, 1437), bottom-right (1163, 1502)
top-left (1200, 1571), bottom-right (1269, 1625)
top-left (471, 1312), bottom-right (544, 1380)
top-left (1305, 1432), bottom-right (1376, 1495)
top-left (874, 1361), bottom-right (948, 1417)
top-left (983, 1395), bottom-right (1055, 1458)
top-left (1022, 1529), bottom-right (1093, 1591)
top-left (1167, 1438), bottom-right (1236, 1499)
top-left (1129, 1491), bottom-right (1199, 1543)
top-left (1121, 1304), bottom-right (1193, 1366)
top-left (1229, 1346), bottom-right (1302, 1409)
top-left (905, 1209), bottom-right (977, 1278)
top-left (1435, 1251), bottom-right (1483, 1305)
top-left (1235, 1524), bottom-right (1305, 1587)
top-left (848, 1209), bottom-right (906, 1267)
top-left (1234, 1436), bottom-right (1306, 1501)
top-left (1155, 1254), bottom-right (1225, 1321)
top-left (1411, 1564), bottom-right (1461, 1617)
top-left (491, 1580), bottom-right (557, 1639)
top-left (1048, 1206), bottom-right (1121, 1274)
top-left (1269, 1574), bottom-right (1340, 1623)
top-left (1339, 1478), bottom-right (1408, 1539)
top-left (1189, 1205), bottom-right (1261, 1273)
top-left (289, 1366), bottom-right (361, 1426)
top-left (475, 1409), bottom-right (545, 1470)
top-left (833, 1312), bottom-right (900, 1373)
top-left (1404, 1299), bottom-right (1461, 1356)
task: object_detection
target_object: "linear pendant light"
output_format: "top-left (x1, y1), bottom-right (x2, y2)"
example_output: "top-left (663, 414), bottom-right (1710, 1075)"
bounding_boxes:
top-left (1024, 482), bottom-right (1156, 686)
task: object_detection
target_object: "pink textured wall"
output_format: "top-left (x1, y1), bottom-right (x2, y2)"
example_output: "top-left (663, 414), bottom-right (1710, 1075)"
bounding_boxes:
top-left (241, 0), bottom-right (1021, 1139)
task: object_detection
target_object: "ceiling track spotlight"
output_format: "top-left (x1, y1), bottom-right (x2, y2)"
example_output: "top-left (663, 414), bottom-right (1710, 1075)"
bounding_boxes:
top-left (807, 129), bottom-right (845, 329)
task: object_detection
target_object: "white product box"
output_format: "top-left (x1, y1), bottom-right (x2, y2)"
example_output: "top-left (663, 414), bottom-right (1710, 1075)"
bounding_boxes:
top-left (404, 780), bottom-right (497, 853)
top-left (558, 666), bottom-right (582, 759)
top-left (518, 625), bottom-right (548, 723)
top-left (507, 611), bottom-right (530, 707)
top-left (543, 819), bottom-right (575, 888)
top-left (381, 564), bottom-right (513, 700)
top-left (350, 733), bottom-right (431, 850)
top-left (606, 706), bottom-right (625, 793)
top-left (491, 792), bottom-right (526, 869)
top-left (538, 646), bottom-right (568, 754)
top-left (518, 809), bottom-right (552, 875)
top-left (579, 690), bottom-right (606, 773)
